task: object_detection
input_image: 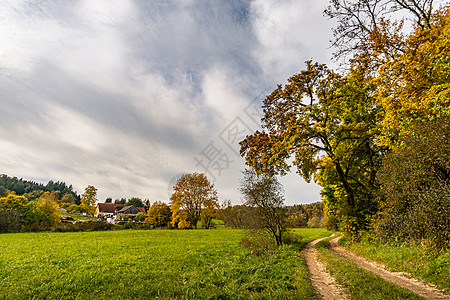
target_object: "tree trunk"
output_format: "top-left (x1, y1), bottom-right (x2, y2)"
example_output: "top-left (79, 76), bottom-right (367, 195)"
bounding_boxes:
top-left (332, 158), bottom-right (355, 209)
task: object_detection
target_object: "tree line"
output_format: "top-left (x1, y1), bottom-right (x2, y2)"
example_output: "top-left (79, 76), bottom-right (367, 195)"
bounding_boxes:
top-left (0, 174), bottom-right (81, 204)
top-left (240, 1), bottom-right (450, 250)
top-left (218, 198), bottom-right (323, 229)
top-left (0, 170), bottom-right (324, 244)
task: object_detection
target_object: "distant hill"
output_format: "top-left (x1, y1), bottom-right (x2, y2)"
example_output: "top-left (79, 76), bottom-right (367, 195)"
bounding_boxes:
top-left (0, 174), bottom-right (81, 204)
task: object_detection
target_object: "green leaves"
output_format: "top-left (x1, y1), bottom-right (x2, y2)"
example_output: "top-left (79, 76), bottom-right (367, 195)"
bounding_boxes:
top-left (240, 61), bottom-right (381, 235)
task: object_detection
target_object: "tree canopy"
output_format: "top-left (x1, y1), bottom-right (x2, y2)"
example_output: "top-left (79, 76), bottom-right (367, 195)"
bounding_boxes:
top-left (81, 185), bottom-right (97, 215)
top-left (240, 61), bottom-right (382, 234)
top-left (170, 173), bottom-right (219, 229)
top-left (147, 201), bottom-right (171, 228)
top-left (0, 174), bottom-right (80, 204)
top-left (240, 3), bottom-right (450, 247)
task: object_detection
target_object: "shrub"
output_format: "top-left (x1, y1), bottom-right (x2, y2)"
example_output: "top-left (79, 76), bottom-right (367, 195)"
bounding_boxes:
top-left (22, 222), bottom-right (52, 232)
top-left (51, 221), bottom-right (115, 232)
top-left (0, 209), bottom-right (21, 232)
top-left (146, 201), bottom-right (171, 227)
top-left (135, 212), bottom-right (146, 222)
top-left (377, 116), bottom-right (450, 250)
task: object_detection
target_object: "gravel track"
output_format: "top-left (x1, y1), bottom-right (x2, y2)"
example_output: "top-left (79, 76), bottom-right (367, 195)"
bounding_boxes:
top-left (302, 235), bottom-right (349, 299)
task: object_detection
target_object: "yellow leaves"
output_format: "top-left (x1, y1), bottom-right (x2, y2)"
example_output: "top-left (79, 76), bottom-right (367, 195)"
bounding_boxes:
top-left (171, 209), bottom-right (191, 229)
top-left (169, 173), bottom-right (218, 229)
top-left (375, 6), bottom-right (450, 147)
top-left (147, 201), bottom-right (170, 227)
top-left (0, 195), bottom-right (28, 211)
top-left (177, 218), bottom-right (191, 230)
top-left (35, 196), bottom-right (60, 226)
top-left (81, 185), bottom-right (97, 215)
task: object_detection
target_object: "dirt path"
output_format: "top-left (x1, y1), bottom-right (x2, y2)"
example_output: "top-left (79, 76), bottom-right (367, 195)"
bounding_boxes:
top-left (329, 236), bottom-right (450, 300)
top-left (302, 235), bottom-right (349, 300)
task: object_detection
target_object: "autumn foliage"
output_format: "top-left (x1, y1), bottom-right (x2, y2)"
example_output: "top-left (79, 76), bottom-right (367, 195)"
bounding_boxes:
top-left (81, 185), bottom-right (97, 215)
top-left (147, 201), bottom-right (171, 227)
top-left (170, 173), bottom-right (219, 229)
top-left (240, 3), bottom-right (450, 248)
top-left (0, 193), bottom-right (60, 232)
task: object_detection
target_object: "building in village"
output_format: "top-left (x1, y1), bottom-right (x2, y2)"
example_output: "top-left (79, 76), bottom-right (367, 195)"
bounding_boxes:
top-left (95, 203), bottom-right (146, 223)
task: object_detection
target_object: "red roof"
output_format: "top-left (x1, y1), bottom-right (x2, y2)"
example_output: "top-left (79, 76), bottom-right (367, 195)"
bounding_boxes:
top-left (137, 207), bottom-right (146, 214)
top-left (97, 203), bottom-right (125, 213)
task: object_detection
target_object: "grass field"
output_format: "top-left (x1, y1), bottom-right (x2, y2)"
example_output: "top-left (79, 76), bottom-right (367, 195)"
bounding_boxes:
top-left (0, 228), bottom-right (331, 299)
top-left (59, 212), bottom-right (96, 222)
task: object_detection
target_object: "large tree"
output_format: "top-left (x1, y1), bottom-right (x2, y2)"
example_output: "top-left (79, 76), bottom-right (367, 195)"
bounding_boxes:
top-left (170, 173), bottom-right (219, 229)
top-left (325, 0), bottom-right (437, 60)
top-left (375, 6), bottom-right (450, 146)
top-left (240, 61), bottom-right (382, 235)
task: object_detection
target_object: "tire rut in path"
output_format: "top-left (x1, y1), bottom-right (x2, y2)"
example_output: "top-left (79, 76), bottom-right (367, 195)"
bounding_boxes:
top-left (302, 235), bottom-right (349, 300)
top-left (329, 236), bottom-right (450, 300)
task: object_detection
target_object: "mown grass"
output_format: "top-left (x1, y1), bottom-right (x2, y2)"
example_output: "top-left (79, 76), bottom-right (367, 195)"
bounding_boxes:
top-left (0, 228), bottom-right (330, 299)
top-left (59, 212), bottom-right (96, 221)
top-left (316, 236), bottom-right (425, 300)
top-left (341, 237), bottom-right (450, 293)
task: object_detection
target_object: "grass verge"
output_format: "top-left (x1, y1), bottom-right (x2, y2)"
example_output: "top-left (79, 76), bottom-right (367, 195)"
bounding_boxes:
top-left (316, 236), bottom-right (425, 300)
top-left (340, 238), bottom-right (450, 293)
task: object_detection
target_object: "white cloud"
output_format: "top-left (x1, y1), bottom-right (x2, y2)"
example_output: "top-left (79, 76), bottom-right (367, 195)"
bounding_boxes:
top-left (201, 64), bottom-right (249, 122)
top-left (251, 0), bottom-right (335, 83)
top-left (0, 0), bottom-right (330, 205)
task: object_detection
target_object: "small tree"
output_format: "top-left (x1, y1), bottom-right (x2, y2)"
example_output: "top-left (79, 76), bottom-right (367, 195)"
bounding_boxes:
top-left (147, 201), bottom-right (171, 227)
top-left (201, 205), bottom-right (218, 229)
top-left (126, 197), bottom-right (144, 207)
top-left (135, 212), bottom-right (147, 222)
top-left (61, 193), bottom-right (77, 204)
top-left (34, 196), bottom-right (60, 226)
top-left (0, 194), bottom-right (28, 211)
top-left (114, 198), bottom-right (126, 204)
top-left (81, 185), bottom-right (97, 215)
top-left (170, 173), bottom-right (219, 229)
top-left (239, 169), bottom-right (287, 246)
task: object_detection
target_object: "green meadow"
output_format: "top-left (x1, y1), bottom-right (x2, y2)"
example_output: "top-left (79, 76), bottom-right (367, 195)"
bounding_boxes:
top-left (0, 228), bottom-right (330, 299)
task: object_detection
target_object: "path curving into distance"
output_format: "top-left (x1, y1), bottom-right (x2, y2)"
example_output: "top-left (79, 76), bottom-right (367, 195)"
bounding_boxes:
top-left (302, 235), bottom-right (349, 300)
top-left (328, 236), bottom-right (450, 300)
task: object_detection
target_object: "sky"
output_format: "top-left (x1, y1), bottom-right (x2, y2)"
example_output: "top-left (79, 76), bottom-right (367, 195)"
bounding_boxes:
top-left (0, 0), bottom-right (336, 205)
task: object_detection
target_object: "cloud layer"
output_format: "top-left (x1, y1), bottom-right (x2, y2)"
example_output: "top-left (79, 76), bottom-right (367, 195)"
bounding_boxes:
top-left (0, 0), bottom-right (334, 204)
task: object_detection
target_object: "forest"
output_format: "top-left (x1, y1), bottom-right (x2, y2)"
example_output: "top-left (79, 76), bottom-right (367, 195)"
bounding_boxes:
top-left (0, 174), bottom-right (80, 203)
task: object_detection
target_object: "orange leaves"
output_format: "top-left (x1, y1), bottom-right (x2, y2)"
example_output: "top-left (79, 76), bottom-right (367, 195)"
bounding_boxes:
top-left (147, 201), bottom-right (170, 227)
top-left (169, 173), bottom-right (218, 229)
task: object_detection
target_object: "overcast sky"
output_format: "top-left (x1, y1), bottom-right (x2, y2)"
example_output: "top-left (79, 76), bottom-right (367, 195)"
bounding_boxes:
top-left (0, 0), bottom-right (336, 205)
